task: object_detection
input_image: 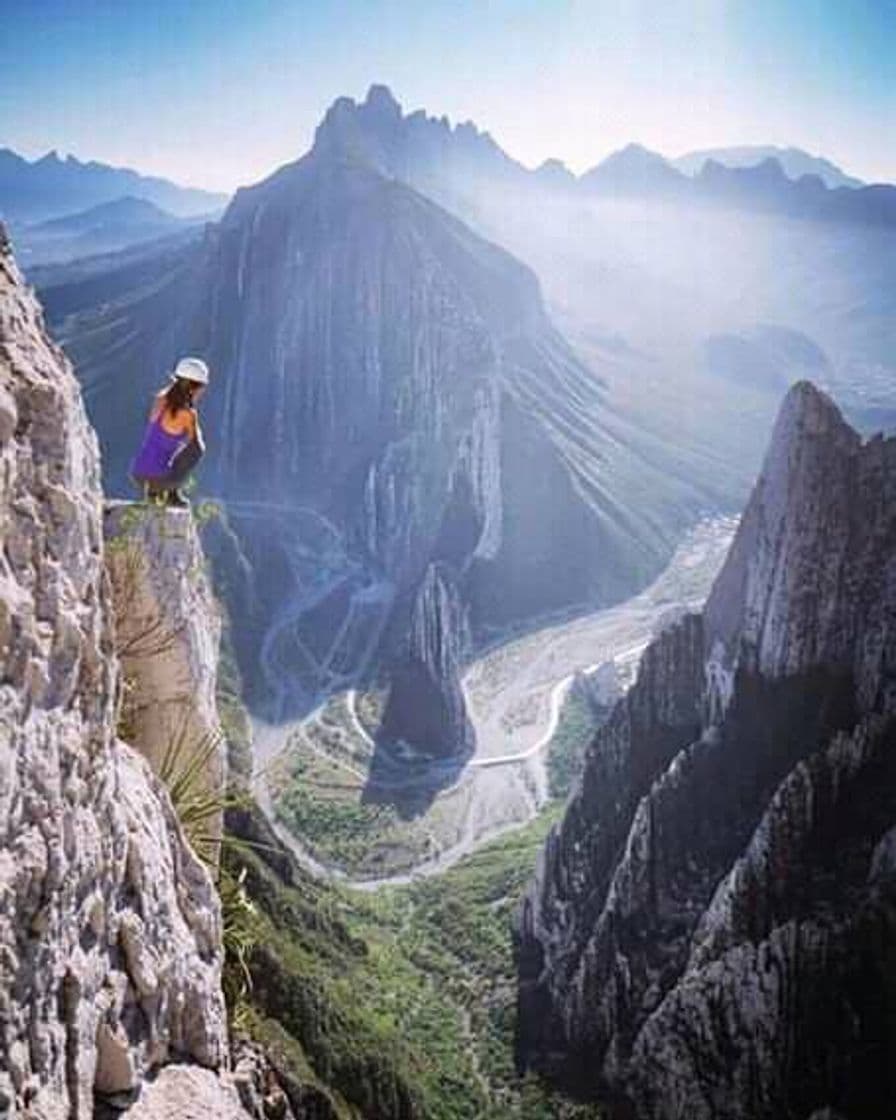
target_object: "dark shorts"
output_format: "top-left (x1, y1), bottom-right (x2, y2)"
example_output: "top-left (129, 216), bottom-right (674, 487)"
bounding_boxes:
top-left (133, 439), bottom-right (204, 493)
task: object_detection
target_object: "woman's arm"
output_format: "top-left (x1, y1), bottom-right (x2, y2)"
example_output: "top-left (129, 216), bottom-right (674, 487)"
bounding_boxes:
top-left (188, 408), bottom-right (205, 451)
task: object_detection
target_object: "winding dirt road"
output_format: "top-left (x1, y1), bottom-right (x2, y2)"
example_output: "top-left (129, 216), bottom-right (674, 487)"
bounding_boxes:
top-left (251, 516), bottom-right (737, 889)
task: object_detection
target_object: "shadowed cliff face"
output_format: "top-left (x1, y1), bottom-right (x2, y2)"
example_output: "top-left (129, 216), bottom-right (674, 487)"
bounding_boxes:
top-left (515, 381), bottom-right (896, 1118)
top-left (46, 126), bottom-right (672, 760)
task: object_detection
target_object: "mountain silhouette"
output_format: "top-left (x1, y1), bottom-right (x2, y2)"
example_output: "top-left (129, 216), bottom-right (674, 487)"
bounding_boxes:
top-left (0, 147), bottom-right (226, 224)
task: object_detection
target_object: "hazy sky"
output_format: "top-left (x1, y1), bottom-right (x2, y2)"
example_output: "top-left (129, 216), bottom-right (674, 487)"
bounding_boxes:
top-left (2, 0), bottom-right (894, 192)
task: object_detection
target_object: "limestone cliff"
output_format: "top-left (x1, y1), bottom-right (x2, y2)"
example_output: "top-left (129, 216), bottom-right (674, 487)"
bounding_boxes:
top-left (0, 229), bottom-right (233, 1116)
top-left (515, 382), bottom-right (896, 1118)
top-left (379, 562), bottom-right (474, 758)
top-left (104, 502), bottom-right (226, 856)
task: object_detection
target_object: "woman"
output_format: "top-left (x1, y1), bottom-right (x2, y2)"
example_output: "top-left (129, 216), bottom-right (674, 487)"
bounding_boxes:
top-left (131, 356), bottom-right (209, 506)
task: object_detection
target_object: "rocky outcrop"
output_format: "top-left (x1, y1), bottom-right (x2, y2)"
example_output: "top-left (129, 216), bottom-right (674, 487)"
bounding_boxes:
top-left (0, 231), bottom-right (230, 1115)
top-left (379, 562), bottom-right (473, 758)
top-left (625, 714), bottom-right (895, 1120)
top-left (704, 381), bottom-right (894, 704)
top-left (515, 382), bottom-right (896, 1118)
top-left (108, 1064), bottom-right (261, 1120)
top-left (309, 83), bottom-right (530, 220)
top-left (104, 502), bottom-right (226, 854)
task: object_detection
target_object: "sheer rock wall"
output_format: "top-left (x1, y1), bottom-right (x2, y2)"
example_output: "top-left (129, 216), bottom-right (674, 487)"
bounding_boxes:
top-left (515, 382), bottom-right (896, 1119)
top-left (0, 230), bottom-right (229, 1118)
top-left (104, 501), bottom-right (226, 855)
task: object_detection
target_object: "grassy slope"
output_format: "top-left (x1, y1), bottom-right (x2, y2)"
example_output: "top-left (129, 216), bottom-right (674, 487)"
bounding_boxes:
top-left (225, 802), bottom-right (602, 1119)
top-left (546, 683), bottom-right (616, 800)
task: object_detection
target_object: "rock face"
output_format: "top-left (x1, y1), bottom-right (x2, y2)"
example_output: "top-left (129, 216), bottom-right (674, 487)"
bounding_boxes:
top-left (515, 382), bottom-right (896, 1118)
top-left (309, 83), bottom-right (531, 218)
top-left (111, 1064), bottom-right (256, 1120)
top-left (380, 562), bottom-right (474, 757)
top-left (0, 232), bottom-right (229, 1115)
top-left (104, 502), bottom-right (226, 855)
top-left (47, 91), bottom-right (672, 759)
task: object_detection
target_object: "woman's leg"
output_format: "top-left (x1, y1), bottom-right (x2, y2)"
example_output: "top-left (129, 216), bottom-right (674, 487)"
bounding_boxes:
top-left (167, 439), bottom-right (204, 486)
top-left (132, 475), bottom-right (167, 501)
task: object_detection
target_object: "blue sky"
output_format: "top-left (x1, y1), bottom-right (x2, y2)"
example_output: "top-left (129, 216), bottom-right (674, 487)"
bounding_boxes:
top-left (1, 0), bottom-right (893, 191)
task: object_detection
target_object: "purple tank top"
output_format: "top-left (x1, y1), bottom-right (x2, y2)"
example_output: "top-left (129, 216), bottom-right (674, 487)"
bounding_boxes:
top-left (130, 417), bottom-right (188, 480)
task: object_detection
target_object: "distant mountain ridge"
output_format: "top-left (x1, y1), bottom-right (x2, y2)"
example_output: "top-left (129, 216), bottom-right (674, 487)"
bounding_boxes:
top-left (5, 91), bottom-right (891, 232)
top-left (580, 142), bottom-right (689, 195)
top-left (0, 147), bottom-right (227, 223)
top-left (14, 194), bottom-right (203, 267)
top-left (674, 144), bottom-right (865, 189)
top-left (693, 155), bottom-right (896, 224)
top-left (33, 194), bottom-right (179, 233)
top-left (308, 86), bottom-right (895, 228)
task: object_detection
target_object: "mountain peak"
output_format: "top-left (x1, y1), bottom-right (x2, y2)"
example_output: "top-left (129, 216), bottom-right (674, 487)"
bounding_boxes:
top-left (674, 145), bottom-right (865, 189)
top-left (516, 367), bottom-right (896, 1112)
top-left (582, 143), bottom-right (685, 193)
top-left (313, 86), bottom-right (405, 169)
top-left (700, 154), bottom-right (788, 184)
top-left (755, 155), bottom-right (788, 179)
top-left (364, 83), bottom-right (401, 116)
top-left (620, 141), bottom-right (662, 159)
top-left (310, 85), bottom-right (525, 188)
top-left (763, 379), bottom-right (856, 475)
top-left (778, 377), bottom-right (841, 422)
top-left (705, 379), bottom-right (862, 671)
top-left (534, 158), bottom-right (575, 186)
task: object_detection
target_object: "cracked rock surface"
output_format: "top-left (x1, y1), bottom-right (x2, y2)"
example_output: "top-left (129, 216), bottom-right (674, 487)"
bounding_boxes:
top-left (515, 382), bottom-right (896, 1119)
top-left (104, 501), bottom-right (226, 856)
top-left (0, 230), bottom-right (229, 1118)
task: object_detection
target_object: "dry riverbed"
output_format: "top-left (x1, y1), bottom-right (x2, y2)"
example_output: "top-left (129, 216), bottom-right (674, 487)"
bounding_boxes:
top-left (252, 516), bottom-right (737, 886)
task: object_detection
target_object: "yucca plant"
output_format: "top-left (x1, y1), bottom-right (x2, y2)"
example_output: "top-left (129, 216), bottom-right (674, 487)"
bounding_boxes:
top-left (218, 862), bottom-right (260, 1024)
top-left (153, 708), bottom-right (262, 1022)
top-left (157, 714), bottom-right (231, 859)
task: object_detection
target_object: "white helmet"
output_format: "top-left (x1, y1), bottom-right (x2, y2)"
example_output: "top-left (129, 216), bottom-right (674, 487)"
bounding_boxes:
top-left (171, 356), bottom-right (210, 385)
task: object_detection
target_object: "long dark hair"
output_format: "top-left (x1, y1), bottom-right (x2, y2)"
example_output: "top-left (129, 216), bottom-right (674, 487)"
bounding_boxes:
top-left (163, 377), bottom-right (198, 416)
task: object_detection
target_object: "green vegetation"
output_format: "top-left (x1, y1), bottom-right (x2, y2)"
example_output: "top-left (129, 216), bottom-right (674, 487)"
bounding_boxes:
top-left (149, 713), bottom-right (264, 1029)
top-left (212, 611), bottom-right (603, 1113)
top-left (276, 755), bottom-right (399, 863)
top-left (266, 692), bottom-right (457, 877)
top-left (546, 685), bottom-right (608, 799)
top-left (216, 613), bottom-right (253, 781)
top-left (268, 673), bottom-right (611, 881)
top-left (314, 693), bottom-right (377, 767)
top-left (355, 687), bottom-right (387, 738)
top-left (156, 719), bottom-right (227, 845)
top-left (226, 801), bottom-right (602, 1118)
top-left (219, 863), bottom-right (260, 1021)
top-left (272, 746), bottom-right (440, 875)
